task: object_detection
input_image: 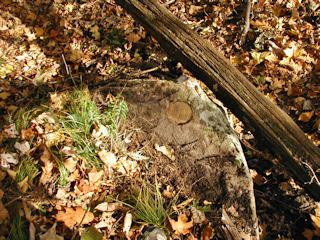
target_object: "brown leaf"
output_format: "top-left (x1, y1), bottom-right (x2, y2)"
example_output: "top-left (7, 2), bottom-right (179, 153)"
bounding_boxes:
top-left (39, 223), bottom-right (63, 240)
top-left (94, 202), bottom-right (124, 212)
top-left (50, 29), bottom-right (59, 37)
top-left (189, 5), bottom-right (202, 16)
top-left (76, 179), bottom-right (93, 194)
top-left (287, 87), bottom-right (304, 96)
top-left (312, 118), bottom-right (320, 131)
top-left (200, 224), bottom-right (215, 240)
top-left (21, 127), bottom-right (36, 140)
top-left (126, 33), bottom-right (141, 43)
top-left (169, 214), bottom-right (193, 235)
top-left (55, 206), bottom-right (94, 229)
top-left (250, 169), bottom-right (267, 185)
top-left (17, 176), bottom-right (29, 193)
top-left (39, 146), bottom-right (53, 185)
top-left (0, 189), bottom-right (9, 224)
top-left (88, 167), bottom-right (104, 185)
top-left (302, 228), bottom-right (313, 240)
top-left (191, 206), bottom-right (207, 225)
top-left (270, 79), bottom-right (285, 90)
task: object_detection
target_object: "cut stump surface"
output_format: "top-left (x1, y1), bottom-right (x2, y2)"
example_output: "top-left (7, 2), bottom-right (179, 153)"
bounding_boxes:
top-left (97, 79), bottom-right (259, 239)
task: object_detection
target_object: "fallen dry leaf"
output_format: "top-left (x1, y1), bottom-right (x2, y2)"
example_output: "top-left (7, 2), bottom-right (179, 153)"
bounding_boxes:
top-left (200, 224), bottom-right (215, 240)
top-left (310, 214), bottom-right (320, 236)
top-left (191, 206), bottom-right (207, 225)
top-left (63, 157), bottom-right (77, 172)
top-left (95, 212), bottom-right (117, 232)
top-left (75, 179), bottom-right (94, 194)
top-left (95, 202), bottom-right (124, 212)
top-left (169, 214), bottom-right (193, 235)
top-left (287, 87), bottom-right (304, 96)
top-left (0, 152), bottom-right (19, 169)
top-left (302, 228), bottom-right (313, 240)
top-left (123, 212), bottom-right (132, 236)
top-left (250, 169), bottom-right (267, 185)
top-left (0, 189), bottom-right (9, 224)
top-left (155, 144), bottom-right (175, 161)
top-left (55, 206), bottom-right (94, 229)
top-left (17, 176), bottom-right (29, 193)
top-left (14, 141), bottom-right (30, 154)
top-left (88, 167), bottom-right (104, 185)
top-left (39, 146), bottom-right (53, 184)
top-left (126, 33), bottom-right (141, 43)
top-left (113, 157), bottom-right (139, 176)
top-left (3, 123), bottom-right (18, 138)
top-left (39, 223), bottom-right (64, 240)
top-left (298, 110), bottom-right (314, 122)
top-left (21, 127), bottom-right (36, 140)
top-left (98, 150), bottom-right (117, 167)
top-left (91, 123), bottom-right (109, 139)
top-left (29, 222), bottom-right (36, 240)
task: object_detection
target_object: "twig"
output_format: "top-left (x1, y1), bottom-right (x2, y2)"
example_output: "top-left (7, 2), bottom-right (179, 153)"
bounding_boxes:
top-left (61, 54), bottom-right (76, 86)
top-left (61, 54), bottom-right (69, 75)
top-left (303, 161), bottom-right (320, 186)
top-left (131, 66), bottom-right (159, 76)
top-left (239, 0), bottom-right (252, 46)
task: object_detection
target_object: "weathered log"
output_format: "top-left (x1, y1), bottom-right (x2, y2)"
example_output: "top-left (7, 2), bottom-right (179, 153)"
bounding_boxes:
top-left (114, 0), bottom-right (320, 200)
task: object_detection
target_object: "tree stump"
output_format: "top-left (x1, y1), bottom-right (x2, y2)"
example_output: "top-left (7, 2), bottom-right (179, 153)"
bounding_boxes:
top-left (97, 79), bottom-right (259, 239)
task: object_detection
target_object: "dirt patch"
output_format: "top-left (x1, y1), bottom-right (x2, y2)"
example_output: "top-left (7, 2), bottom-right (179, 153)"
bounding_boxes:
top-left (95, 79), bottom-right (259, 239)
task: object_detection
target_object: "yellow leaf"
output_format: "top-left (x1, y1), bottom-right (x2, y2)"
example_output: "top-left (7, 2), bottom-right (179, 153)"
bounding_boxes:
top-left (250, 51), bottom-right (271, 65)
top-left (169, 214), bottom-right (193, 235)
top-left (250, 20), bottom-right (272, 29)
top-left (0, 92), bottom-right (10, 100)
top-left (265, 52), bottom-right (279, 63)
top-left (298, 111), bottom-right (314, 122)
top-left (310, 214), bottom-right (320, 229)
top-left (90, 25), bottom-right (100, 40)
top-left (34, 27), bottom-right (44, 37)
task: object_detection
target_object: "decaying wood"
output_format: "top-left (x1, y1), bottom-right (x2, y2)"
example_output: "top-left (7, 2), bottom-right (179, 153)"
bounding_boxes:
top-left (114, 0), bottom-right (320, 200)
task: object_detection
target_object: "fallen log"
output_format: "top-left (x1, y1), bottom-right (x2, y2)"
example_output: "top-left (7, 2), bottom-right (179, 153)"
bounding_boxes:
top-left (114, 0), bottom-right (320, 200)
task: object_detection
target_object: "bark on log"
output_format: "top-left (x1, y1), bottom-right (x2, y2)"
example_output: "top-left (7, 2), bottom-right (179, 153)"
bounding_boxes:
top-left (114, 0), bottom-right (320, 200)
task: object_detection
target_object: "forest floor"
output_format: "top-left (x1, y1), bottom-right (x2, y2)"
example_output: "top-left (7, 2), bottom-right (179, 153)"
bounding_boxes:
top-left (0, 0), bottom-right (320, 239)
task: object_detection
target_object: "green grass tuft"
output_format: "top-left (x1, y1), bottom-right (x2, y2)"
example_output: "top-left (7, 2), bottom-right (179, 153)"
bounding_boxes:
top-left (16, 156), bottom-right (40, 183)
top-left (117, 180), bottom-right (178, 230)
top-left (10, 214), bottom-right (28, 240)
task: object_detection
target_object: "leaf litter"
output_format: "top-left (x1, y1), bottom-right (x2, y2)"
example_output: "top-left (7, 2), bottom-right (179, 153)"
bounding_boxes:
top-left (0, 0), bottom-right (320, 239)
